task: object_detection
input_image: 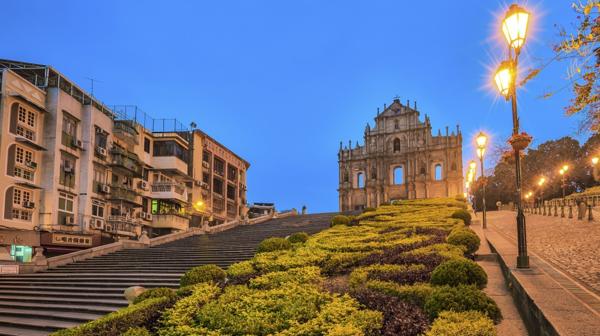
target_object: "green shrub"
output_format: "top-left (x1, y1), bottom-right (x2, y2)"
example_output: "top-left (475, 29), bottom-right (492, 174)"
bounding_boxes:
top-left (122, 327), bottom-right (151, 336)
top-left (257, 237), bottom-right (292, 253)
top-left (365, 281), bottom-right (433, 308)
top-left (446, 229), bottom-right (480, 255)
top-left (430, 259), bottom-right (487, 289)
top-left (179, 264), bottom-right (226, 287)
top-left (363, 207), bottom-right (376, 213)
top-left (226, 260), bottom-right (256, 283)
top-left (249, 266), bottom-right (323, 289)
top-left (424, 285), bottom-right (501, 322)
top-left (159, 283), bottom-right (221, 332)
top-left (51, 297), bottom-right (172, 336)
top-left (426, 311), bottom-right (496, 336)
top-left (287, 232), bottom-right (310, 244)
top-left (133, 287), bottom-right (177, 305)
top-left (191, 284), bottom-right (381, 335)
top-left (454, 195), bottom-right (467, 202)
top-left (450, 209), bottom-right (471, 225)
top-left (331, 215), bottom-right (350, 227)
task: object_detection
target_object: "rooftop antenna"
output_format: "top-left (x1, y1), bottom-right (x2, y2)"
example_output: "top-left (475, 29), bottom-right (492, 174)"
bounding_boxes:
top-left (85, 77), bottom-right (102, 97)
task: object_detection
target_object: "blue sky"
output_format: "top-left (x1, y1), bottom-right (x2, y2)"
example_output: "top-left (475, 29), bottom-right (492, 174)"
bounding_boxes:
top-left (4, 1), bottom-right (585, 212)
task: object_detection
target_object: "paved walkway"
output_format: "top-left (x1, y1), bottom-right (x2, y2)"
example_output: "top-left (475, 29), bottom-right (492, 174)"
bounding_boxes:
top-left (471, 219), bottom-right (527, 336)
top-left (484, 210), bottom-right (600, 335)
top-left (487, 211), bottom-right (600, 295)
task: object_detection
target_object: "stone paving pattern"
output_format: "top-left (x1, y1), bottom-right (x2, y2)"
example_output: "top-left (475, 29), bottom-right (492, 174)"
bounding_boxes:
top-left (486, 210), bottom-right (600, 295)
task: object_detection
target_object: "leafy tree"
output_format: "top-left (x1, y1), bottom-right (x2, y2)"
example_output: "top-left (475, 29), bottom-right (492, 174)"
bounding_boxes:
top-left (472, 135), bottom-right (599, 210)
top-left (553, 1), bottom-right (599, 131)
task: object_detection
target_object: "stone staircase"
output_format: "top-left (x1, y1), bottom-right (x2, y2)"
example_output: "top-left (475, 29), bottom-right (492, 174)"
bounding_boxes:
top-left (0, 213), bottom-right (335, 336)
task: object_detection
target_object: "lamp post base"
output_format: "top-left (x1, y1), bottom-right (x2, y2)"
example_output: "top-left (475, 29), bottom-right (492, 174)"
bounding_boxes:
top-left (517, 255), bottom-right (530, 268)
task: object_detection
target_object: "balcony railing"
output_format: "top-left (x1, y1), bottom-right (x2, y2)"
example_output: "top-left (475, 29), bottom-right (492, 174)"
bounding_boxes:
top-left (110, 147), bottom-right (143, 176)
top-left (109, 184), bottom-right (138, 203)
top-left (107, 216), bottom-right (139, 235)
top-left (152, 182), bottom-right (185, 195)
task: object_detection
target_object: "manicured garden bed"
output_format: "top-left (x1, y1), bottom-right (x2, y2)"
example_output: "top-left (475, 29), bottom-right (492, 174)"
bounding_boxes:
top-left (52, 197), bottom-right (499, 336)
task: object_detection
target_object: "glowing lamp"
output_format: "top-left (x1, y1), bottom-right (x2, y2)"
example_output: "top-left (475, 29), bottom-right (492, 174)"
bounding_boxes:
top-left (562, 164), bottom-right (569, 172)
top-left (476, 132), bottom-right (488, 149)
top-left (538, 177), bottom-right (545, 186)
top-left (494, 61), bottom-right (514, 98)
top-left (559, 169), bottom-right (564, 175)
top-left (502, 4), bottom-right (530, 51)
top-left (592, 157), bottom-right (599, 166)
top-left (477, 148), bottom-right (485, 159)
top-left (469, 161), bottom-right (477, 170)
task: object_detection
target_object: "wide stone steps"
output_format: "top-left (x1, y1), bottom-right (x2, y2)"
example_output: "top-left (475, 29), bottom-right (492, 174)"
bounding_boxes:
top-left (0, 213), bottom-right (335, 335)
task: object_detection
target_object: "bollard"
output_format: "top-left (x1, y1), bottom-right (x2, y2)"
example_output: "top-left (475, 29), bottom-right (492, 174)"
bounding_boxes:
top-left (589, 204), bottom-right (594, 221)
top-left (543, 205), bottom-right (546, 216)
top-left (569, 205), bottom-right (573, 219)
top-left (578, 202), bottom-right (584, 220)
top-left (561, 204), bottom-right (565, 218)
top-left (554, 204), bottom-right (558, 217)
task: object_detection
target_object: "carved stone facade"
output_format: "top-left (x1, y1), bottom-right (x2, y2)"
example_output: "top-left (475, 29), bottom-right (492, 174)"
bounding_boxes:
top-left (338, 98), bottom-right (463, 211)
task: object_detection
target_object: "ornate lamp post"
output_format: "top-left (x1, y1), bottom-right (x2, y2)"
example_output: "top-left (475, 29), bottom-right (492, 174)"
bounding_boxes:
top-left (476, 132), bottom-right (488, 228)
top-left (538, 177), bottom-right (546, 215)
top-left (494, 3), bottom-right (531, 268)
top-left (559, 164), bottom-right (569, 199)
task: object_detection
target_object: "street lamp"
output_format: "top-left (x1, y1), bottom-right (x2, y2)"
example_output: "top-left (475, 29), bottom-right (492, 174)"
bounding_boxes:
top-left (476, 132), bottom-right (489, 228)
top-left (559, 165), bottom-right (569, 199)
top-left (592, 157), bottom-right (599, 166)
top-left (494, 3), bottom-right (531, 268)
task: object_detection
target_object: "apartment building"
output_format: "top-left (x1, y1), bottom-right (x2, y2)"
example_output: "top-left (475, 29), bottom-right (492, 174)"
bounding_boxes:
top-left (0, 59), bottom-right (249, 260)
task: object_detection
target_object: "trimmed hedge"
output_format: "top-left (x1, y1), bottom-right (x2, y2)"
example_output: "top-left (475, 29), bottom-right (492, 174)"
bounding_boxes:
top-left (446, 229), bottom-right (480, 255)
top-left (424, 285), bottom-right (501, 322)
top-left (331, 215), bottom-right (350, 227)
top-left (287, 232), bottom-right (309, 244)
top-left (257, 237), bottom-right (292, 253)
top-left (50, 297), bottom-right (172, 336)
top-left (450, 209), bottom-right (471, 225)
top-left (179, 264), bottom-right (226, 287)
top-left (122, 327), bottom-right (151, 336)
top-left (426, 311), bottom-right (496, 336)
top-left (133, 287), bottom-right (177, 305)
top-left (430, 259), bottom-right (487, 289)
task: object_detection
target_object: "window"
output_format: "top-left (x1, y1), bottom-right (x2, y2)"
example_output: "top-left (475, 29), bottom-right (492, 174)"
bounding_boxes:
top-left (227, 184), bottom-right (236, 200)
top-left (92, 200), bottom-right (105, 218)
top-left (61, 112), bottom-right (78, 147)
top-left (213, 178), bottom-right (224, 195)
top-left (144, 137), bottom-right (151, 153)
top-left (343, 171), bottom-right (349, 182)
top-left (434, 164), bottom-right (443, 181)
top-left (213, 157), bottom-right (225, 175)
top-left (12, 188), bottom-right (33, 221)
top-left (203, 150), bottom-right (211, 163)
top-left (59, 155), bottom-right (76, 187)
top-left (13, 146), bottom-right (35, 181)
top-left (153, 140), bottom-right (188, 162)
top-left (227, 164), bottom-right (237, 182)
top-left (15, 105), bottom-right (36, 141)
top-left (10, 245), bottom-right (33, 263)
top-left (95, 128), bottom-right (108, 149)
top-left (203, 172), bottom-right (210, 184)
top-left (393, 138), bottom-right (401, 152)
top-left (393, 166), bottom-right (404, 185)
top-left (357, 172), bottom-right (365, 188)
top-left (58, 192), bottom-right (74, 213)
top-left (394, 120), bottom-right (399, 129)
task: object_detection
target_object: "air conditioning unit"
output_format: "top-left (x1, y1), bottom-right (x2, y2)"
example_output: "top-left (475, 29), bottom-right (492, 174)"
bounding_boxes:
top-left (65, 215), bottom-right (75, 225)
top-left (138, 180), bottom-right (148, 190)
top-left (25, 161), bottom-right (37, 169)
top-left (105, 224), bottom-right (113, 232)
top-left (202, 161), bottom-right (210, 169)
top-left (96, 147), bottom-right (107, 157)
top-left (101, 184), bottom-right (111, 193)
top-left (92, 218), bottom-right (104, 229)
top-left (23, 201), bottom-right (35, 209)
top-left (63, 162), bottom-right (73, 173)
top-left (194, 180), bottom-right (202, 187)
top-left (145, 213), bottom-right (152, 221)
top-left (76, 139), bottom-right (83, 148)
top-left (141, 211), bottom-right (148, 220)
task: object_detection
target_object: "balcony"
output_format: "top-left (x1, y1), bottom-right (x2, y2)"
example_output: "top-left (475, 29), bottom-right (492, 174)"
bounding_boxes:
top-left (151, 182), bottom-right (188, 203)
top-left (151, 156), bottom-right (188, 176)
top-left (113, 120), bottom-right (139, 145)
top-left (110, 147), bottom-right (143, 177)
top-left (108, 184), bottom-right (139, 204)
top-left (106, 216), bottom-right (139, 237)
top-left (150, 213), bottom-right (189, 231)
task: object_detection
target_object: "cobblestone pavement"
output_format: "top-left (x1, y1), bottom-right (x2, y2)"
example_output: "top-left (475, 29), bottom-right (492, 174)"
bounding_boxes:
top-left (487, 210), bottom-right (600, 294)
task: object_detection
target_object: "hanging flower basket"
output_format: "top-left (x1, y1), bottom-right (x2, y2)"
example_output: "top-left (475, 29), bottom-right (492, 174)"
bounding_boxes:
top-left (509, 132), bottom-right (532, 151)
